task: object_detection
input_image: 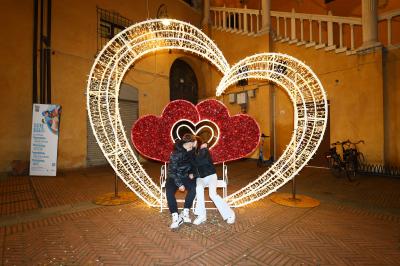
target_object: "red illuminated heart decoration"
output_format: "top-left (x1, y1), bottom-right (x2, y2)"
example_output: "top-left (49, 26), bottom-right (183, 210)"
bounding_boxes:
top-left (131, 99), bottom-right (260, 164)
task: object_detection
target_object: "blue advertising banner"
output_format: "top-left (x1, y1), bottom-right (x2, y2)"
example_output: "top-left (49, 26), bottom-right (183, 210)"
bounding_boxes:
top-left (29, 104), bottom-right (62, 176)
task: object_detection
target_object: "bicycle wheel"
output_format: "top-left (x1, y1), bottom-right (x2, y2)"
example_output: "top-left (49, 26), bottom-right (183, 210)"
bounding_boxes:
top-left (356, 152), bottom-right (365, 171)
top-left (345, 160), bottom-right (356, 181)
top-left (327, 156), bottom-right (342, 178)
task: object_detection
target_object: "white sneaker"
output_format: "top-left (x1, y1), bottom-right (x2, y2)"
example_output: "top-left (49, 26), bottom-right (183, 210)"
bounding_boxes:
top-left (193, 215), bottom-right (207, 225)
top-left (226, 212), bottom-right (235, 224)
top-left (180, 208), bottom-right (191, 223)
top-left (170, 212), bottom-right (183, 229)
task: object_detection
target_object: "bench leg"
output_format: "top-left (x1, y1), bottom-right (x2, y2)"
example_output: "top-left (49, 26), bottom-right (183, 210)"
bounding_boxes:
top-left (192, 196), bottom-right (197, 214)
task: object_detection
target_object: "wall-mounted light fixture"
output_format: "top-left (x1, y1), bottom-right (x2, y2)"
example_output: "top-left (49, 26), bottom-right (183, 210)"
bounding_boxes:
top-left (157, 4), bottom-right (170, 26)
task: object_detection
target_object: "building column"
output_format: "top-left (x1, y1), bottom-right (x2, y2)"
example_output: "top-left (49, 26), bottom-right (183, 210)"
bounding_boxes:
top-left (261, 0), bottom-right (271, 32)
top-left (202, 0), bottom-right (210, 27)
top-left (361, 0), bottom-right (381, 49)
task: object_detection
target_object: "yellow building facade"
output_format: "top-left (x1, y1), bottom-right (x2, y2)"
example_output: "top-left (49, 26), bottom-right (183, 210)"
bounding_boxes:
top-left (0, 0), bottom-right (399, 173)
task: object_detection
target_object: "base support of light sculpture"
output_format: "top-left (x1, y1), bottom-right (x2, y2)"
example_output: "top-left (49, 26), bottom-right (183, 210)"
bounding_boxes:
top-left (270, 193), bottom-right (320, 208)
top-left (94, 192), bottom-right (136, 206)
top-left (270, 176), bottom-right (320, 208)
top-left (93, 173), bottom-right (136, 206)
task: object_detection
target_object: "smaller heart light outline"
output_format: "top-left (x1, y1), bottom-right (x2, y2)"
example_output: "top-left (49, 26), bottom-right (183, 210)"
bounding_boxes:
top-left (171, 119), bottom-right (220, 149)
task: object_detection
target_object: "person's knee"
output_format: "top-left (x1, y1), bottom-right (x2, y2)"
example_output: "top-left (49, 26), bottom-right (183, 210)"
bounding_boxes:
top-left (188, 187), bottom-right (196, 195)
top-left (209, 191), bottom-right (218, 201)
top-left (189, 188), bottom-right (196, 197)
top-left (196, 186), bottom-right (204, 193)
top-left (166, 189), bottom-right (174, 197)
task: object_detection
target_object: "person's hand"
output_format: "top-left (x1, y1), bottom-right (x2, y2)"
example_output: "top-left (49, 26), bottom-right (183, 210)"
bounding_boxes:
top-left (178, 185), bottom-right (185, 192)
top-left (200, 143), bottom-right (208, 149)
top-left (189, 173), bottom-right (194, 179)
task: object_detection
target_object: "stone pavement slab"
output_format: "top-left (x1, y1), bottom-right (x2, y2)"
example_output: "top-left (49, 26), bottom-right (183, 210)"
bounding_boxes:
top-left (1, 160), bottom-right (400, 265)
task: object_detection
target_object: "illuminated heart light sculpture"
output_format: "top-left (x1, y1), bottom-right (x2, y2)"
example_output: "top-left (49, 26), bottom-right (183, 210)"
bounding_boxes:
top-left (131, 99), bottom-right (260, 164)
top-left (86, 19), bottom-right (328, 208)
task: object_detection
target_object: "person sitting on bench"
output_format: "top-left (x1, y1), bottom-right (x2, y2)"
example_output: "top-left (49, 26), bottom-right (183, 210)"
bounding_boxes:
top-left (166, 133), bottom-right (197, 229)
top-left (192, 136), bottom-right (235, 225)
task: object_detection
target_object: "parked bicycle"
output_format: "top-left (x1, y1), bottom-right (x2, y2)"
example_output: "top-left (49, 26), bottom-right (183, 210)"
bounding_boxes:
top-left (342, 140), bottom-right (365, 178)
top-left (325, 140), bottom-right (365, 181)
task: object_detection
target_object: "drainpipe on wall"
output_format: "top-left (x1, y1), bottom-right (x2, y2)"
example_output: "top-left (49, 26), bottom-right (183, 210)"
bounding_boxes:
top-left (46, 0), bottom-right (52, 104)
top-left (35, 0), bottom-right (52, 104)
top-left (39, 0), bottom-right (44, 104)
top-left (262, 0), bottom-right (274, 160)
top-left (270, 84), bottom-right (276, 161)
top-left (33, 0), bottom-right (38, 104)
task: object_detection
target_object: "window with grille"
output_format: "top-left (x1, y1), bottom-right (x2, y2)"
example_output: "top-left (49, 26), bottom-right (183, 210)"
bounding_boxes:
top-left (97, 7), bottom-right (133, 52)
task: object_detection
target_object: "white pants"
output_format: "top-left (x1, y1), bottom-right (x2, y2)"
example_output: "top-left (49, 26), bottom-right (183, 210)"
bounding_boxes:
top-left (195, 174), bottom-right (234, 220)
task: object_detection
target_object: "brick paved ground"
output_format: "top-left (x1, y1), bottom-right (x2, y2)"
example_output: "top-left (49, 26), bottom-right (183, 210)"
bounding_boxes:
top-left (1, 160), bottom-right (400, 265)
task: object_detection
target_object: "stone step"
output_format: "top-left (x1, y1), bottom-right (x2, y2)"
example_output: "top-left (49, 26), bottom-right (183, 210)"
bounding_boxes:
top-left (315, 43), bottom-right (326, 50)
top-left (324, 45), bottom-right (336, 51)
top-left (280, 37), bottom-right (290, 43)
top-left (305, 42), bottom-right (316, 48)
top-left (296, 41), bottom-right (307, 46)
top-left (346, 50), bottom-right (357, 56)
top-left (335, 47), bottom-right (348, 53)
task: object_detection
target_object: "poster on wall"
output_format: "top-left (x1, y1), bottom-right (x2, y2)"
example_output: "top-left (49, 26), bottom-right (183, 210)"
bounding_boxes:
top-left (29, 104), bottom-right (62, 176)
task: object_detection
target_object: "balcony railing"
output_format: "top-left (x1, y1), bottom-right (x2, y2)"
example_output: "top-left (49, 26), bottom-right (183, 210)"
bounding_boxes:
top-left (378, 9), bottom-right (400, 49)
top-left (210, 5), bottom-right (263, 35)
top-left (210, 6), bottom-right (400, 54)
top-left (271, 9), bottom-right (362, 53)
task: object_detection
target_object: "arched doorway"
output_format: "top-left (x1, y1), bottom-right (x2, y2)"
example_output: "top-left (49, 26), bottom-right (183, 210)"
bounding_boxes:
top-left (169, 59), bottom-right (198, 104)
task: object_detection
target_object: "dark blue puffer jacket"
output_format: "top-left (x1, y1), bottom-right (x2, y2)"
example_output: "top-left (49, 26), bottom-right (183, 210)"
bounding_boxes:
top-left (167, 141), bottom-right (195, 187)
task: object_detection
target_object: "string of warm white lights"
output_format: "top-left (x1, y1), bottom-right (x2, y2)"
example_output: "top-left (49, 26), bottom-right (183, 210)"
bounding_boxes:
top-left (216, 53), bottom-right (327, 207)
top-left (86, 19), bottom-right (328, 208)
top-left (87, 19), bottom-right (230, 207)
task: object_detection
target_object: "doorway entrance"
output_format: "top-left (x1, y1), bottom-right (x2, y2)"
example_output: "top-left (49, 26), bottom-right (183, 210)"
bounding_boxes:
top-left (169, 59), bottom-right (198, 104)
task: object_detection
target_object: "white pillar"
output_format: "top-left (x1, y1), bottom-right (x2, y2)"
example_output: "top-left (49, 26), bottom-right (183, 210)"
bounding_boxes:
top-left (350, 24), bottom-right (355, 50)
top-left (361, 0), bottom-right (381, 49)
top-left (291, 8), bottom-right (296, 40)
top-left (202, 0), bottom-right (210, 26)
top-left (327, 11), bottom-right (334, 46)
top-left (222, 5), bottom-right (226, 29)
top-left (300, 19), bottom-right (304, 41)
top-left (318, 21), bottom-right (322, 44)
top-left (243, 5), bottom-right (248, 33)
top-left (261, 0), bottom-right (271, 32)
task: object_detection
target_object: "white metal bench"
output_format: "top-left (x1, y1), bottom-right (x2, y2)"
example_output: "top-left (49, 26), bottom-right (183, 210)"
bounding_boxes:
top-left (159, 162), bottom-right (228, 212)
